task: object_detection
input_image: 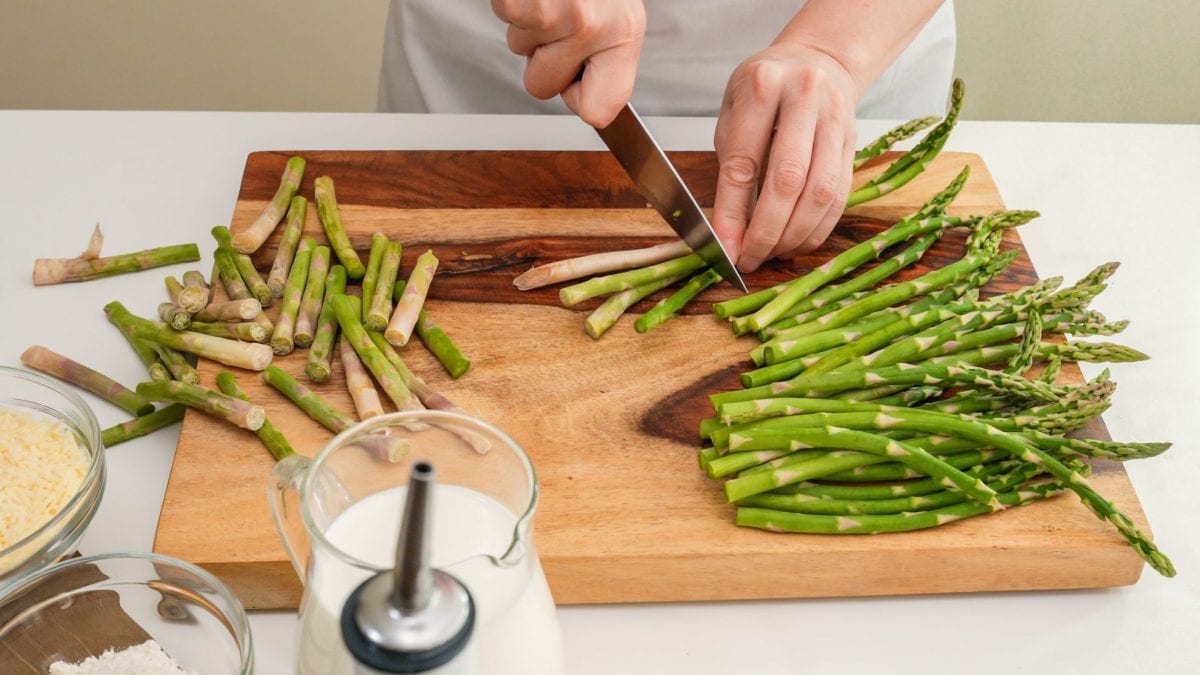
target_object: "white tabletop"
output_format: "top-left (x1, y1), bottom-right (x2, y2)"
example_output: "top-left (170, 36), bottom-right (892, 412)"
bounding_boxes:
top-left (1, 110), bottom-right (1197, 674)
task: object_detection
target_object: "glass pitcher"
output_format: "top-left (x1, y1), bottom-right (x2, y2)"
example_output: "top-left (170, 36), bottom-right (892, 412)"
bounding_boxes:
top-left (269, 410), bottom-right (564, 675)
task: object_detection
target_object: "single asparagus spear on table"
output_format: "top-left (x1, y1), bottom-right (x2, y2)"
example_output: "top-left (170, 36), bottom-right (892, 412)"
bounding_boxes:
top-left (339, 335), bottom-right (385, 419)
top-left (313, 176), bottom-right (366, 279)
top-left (268, 195), bottom-right (308, 297)
top-left (213, 225), bottom-right (273, 306)
top-left (393, 280), bottom-right (471, 379)
top-left (271, 237), bottom-right (314, 355)
top-left (101, 404), bottom-right (186, 448)
top-left (106, 302), bottom-right (273, 371)
top-left (215, 371), bottom-right (295, 460)
top-left (20, 345), bottom-right (155, 416)
top-left (136, 380), bottom-right (264, 431)
top-left (513, 239), bottom-right (693, 290)
top-left (294, 245), bottom-right (331, 348)
top-left (33, 242), bottom-right (200, 285)
top-left (232, 155), bottom-right (305, 254)
top-left (360, 233), bottom-right (389, 324)
top-left (386, 249), bottom-right (439, 346)
top-left (213, 248), bottom-right (251, 302)
top-left (365, 240), bottom-right (402, 331)
top-left (305, 264), bottom-right (348, 383)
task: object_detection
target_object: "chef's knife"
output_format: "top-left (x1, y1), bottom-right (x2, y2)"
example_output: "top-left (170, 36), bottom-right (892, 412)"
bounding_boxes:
top-left (593, 104), bottom-right (748, 292)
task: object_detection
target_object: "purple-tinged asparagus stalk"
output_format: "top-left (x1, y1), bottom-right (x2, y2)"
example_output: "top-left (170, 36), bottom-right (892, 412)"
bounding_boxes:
top-left (21, 345), bottom-right (155, 416)
top-left (107, 303), bottom-right (273, 370)
top-left (193, 298), bottom-right (261, 322)
top-left (101, 404), bottom-right (186, 447)
top-left (137, 380), bottom-right (264, 431)
top-left (271, 238), bottom-right (314, 355)
top-left (386, 250), bottom-right (439, 346)
top-left (305, 264), bottom-right (347, 383)
top-left (339, 335), bottom-right (385, 420)
top-left (365, 241), bottom-right (402, 331)
top-left (231, 156), bottom-right (305, 254)
top-left (267, 195), bottom-right (307, 297)
top-left (215, 372), bottom-right (294, 461)
top-left (293, 245), bottom-right (331, 348)
top-left (34, 243), bottom-right (200, 285)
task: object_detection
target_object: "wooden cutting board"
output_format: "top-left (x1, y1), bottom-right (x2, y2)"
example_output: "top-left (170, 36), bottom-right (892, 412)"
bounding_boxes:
top-left (153, 150), bottom-right (1148, 610)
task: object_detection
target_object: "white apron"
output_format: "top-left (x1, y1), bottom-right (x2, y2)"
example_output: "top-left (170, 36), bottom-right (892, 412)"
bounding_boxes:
top-left (378, 1), bottom-right (956, 119)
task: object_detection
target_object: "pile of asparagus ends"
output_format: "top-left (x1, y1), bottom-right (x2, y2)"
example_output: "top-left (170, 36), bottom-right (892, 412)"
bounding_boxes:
top-left (29, 156), bottom-right (475, 458)
top-left (698, 169), bottom-right (1175, 577)
top-left (512, 79), bottom-right (968, 338)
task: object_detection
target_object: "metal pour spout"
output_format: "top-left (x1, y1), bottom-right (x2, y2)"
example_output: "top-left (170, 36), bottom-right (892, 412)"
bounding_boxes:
top-left (393, 460), bottom-right (435, 613)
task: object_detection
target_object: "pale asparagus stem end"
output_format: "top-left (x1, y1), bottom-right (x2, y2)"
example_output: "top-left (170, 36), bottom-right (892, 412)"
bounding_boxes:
top-left (514, 239), bottom-right (693, 290)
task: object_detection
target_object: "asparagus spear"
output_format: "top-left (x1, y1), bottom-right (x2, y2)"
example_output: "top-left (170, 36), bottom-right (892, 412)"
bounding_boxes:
top-left (179, 271), bottom-right (210, 313)
top-left (293, 245), bottom-right (331, 348)
top-left (514, 240), bottom-right (694, 290)
top-left (107, 303), bottom-right (273, 370)
top-left (271, 238), bottom-right (314, 355)
top-left (365, 241), bottom-right (402, 331)
top-left (33, 243), bottom-right (200, 285)
top-left (386, 250), bottom-right (439, 346)
top-left (187, 320), bottom-right (270, 343)
top-left (213, 248), bottom-right (251, 301)
top-left (313, 176), bottom-right (366, 279)
top-left (560, 253), bottom-right (704, 307)
top-left (158, 302), bottom-right (192, 330)
top-left (215, 371), bottom-right (295, 460)
top-left (232, 155), bottom-right (305, 254)
top-left (147, 341), bottom-right (200, 384)
top-left (20, 345), bottom-right (155, 416)
top-left (193, 298), bottom-right (261, 322)
top-left (136, 380), bottom-right (265, 431)
top-left (635, 268), bottom-right (722, 333)
top-left (267, 195), bottom-right (308, 297)
top-left (393, 280), bottom-right (471, 378)
top-left (1007, 311), bottom-right (1044, 375)
top-left (106, 311), bottom-right (171, 382)
top-left (262, 365), bottom-right (408, 462)
top-left (360, 234), bottom-right (388, 324)
top-left (306, 264), bottom-right (348, 383)
top-left (101, 404), bottom-right (186, 447)
top-left (331, 295), bottom-right (423, 411)
top-left (585, 273), bottom-right (685, 339)
top-left (213, 226), bottom-right (272, 306)
top-left (339, 335), bottom-right (385, 419)
top-left (853, 116), bottom-right (940, 169)
top-left (367, 331), bottom-right (461, 413)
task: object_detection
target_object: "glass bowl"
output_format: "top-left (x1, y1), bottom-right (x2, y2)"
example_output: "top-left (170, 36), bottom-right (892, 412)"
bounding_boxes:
top-left (0, 552), bottom-right (254, 674)
top-left (0, 365), bottom-right (106, 590)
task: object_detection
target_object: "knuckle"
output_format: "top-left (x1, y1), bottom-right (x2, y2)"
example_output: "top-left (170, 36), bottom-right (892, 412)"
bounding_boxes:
top-left (719, 155), bottom-right (760, 188)
top-left (807, 178), bottom-right (840, 207)
top-left (744, 60), bottom-right (783, 101)
top-left (770, 159), bottom-right (809, 195)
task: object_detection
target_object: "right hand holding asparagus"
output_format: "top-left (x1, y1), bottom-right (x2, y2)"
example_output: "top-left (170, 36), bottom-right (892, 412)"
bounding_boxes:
top-left (491, 0), bottom-right (646, 128)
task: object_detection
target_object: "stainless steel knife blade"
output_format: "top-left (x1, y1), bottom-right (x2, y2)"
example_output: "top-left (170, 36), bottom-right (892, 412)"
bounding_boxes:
top-left (594, 104), bottom-right (748, 292)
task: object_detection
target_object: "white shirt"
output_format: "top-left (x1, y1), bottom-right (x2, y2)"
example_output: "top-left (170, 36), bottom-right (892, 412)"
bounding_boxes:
top-left (378, 1), bottom-right (956, 119)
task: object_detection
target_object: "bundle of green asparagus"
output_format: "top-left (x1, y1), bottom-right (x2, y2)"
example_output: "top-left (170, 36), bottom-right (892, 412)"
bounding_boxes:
top-left (512, 79), bottom-right (969, 338)
top-left (697, 175), bottom-right (1175, 577)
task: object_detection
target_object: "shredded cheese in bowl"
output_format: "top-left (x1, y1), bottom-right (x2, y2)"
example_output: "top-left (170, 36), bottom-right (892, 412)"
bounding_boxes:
top-left (0, 407), bottom-right (90, 552)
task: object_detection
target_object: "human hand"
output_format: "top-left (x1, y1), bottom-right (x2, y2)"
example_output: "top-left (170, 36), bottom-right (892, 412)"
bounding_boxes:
top-left (712, 42), bottom-right (859, 272)
top-left (492, 0), bottom-right (646, 128)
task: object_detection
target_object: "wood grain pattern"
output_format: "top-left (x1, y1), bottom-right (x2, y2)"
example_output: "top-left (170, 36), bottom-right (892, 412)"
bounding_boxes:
top-left (153, 151), bottom-right (1147, 610)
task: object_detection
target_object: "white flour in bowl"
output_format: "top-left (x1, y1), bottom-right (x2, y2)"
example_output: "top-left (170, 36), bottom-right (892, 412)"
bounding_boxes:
top-left (48, 640), bottom-right (195, 675)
